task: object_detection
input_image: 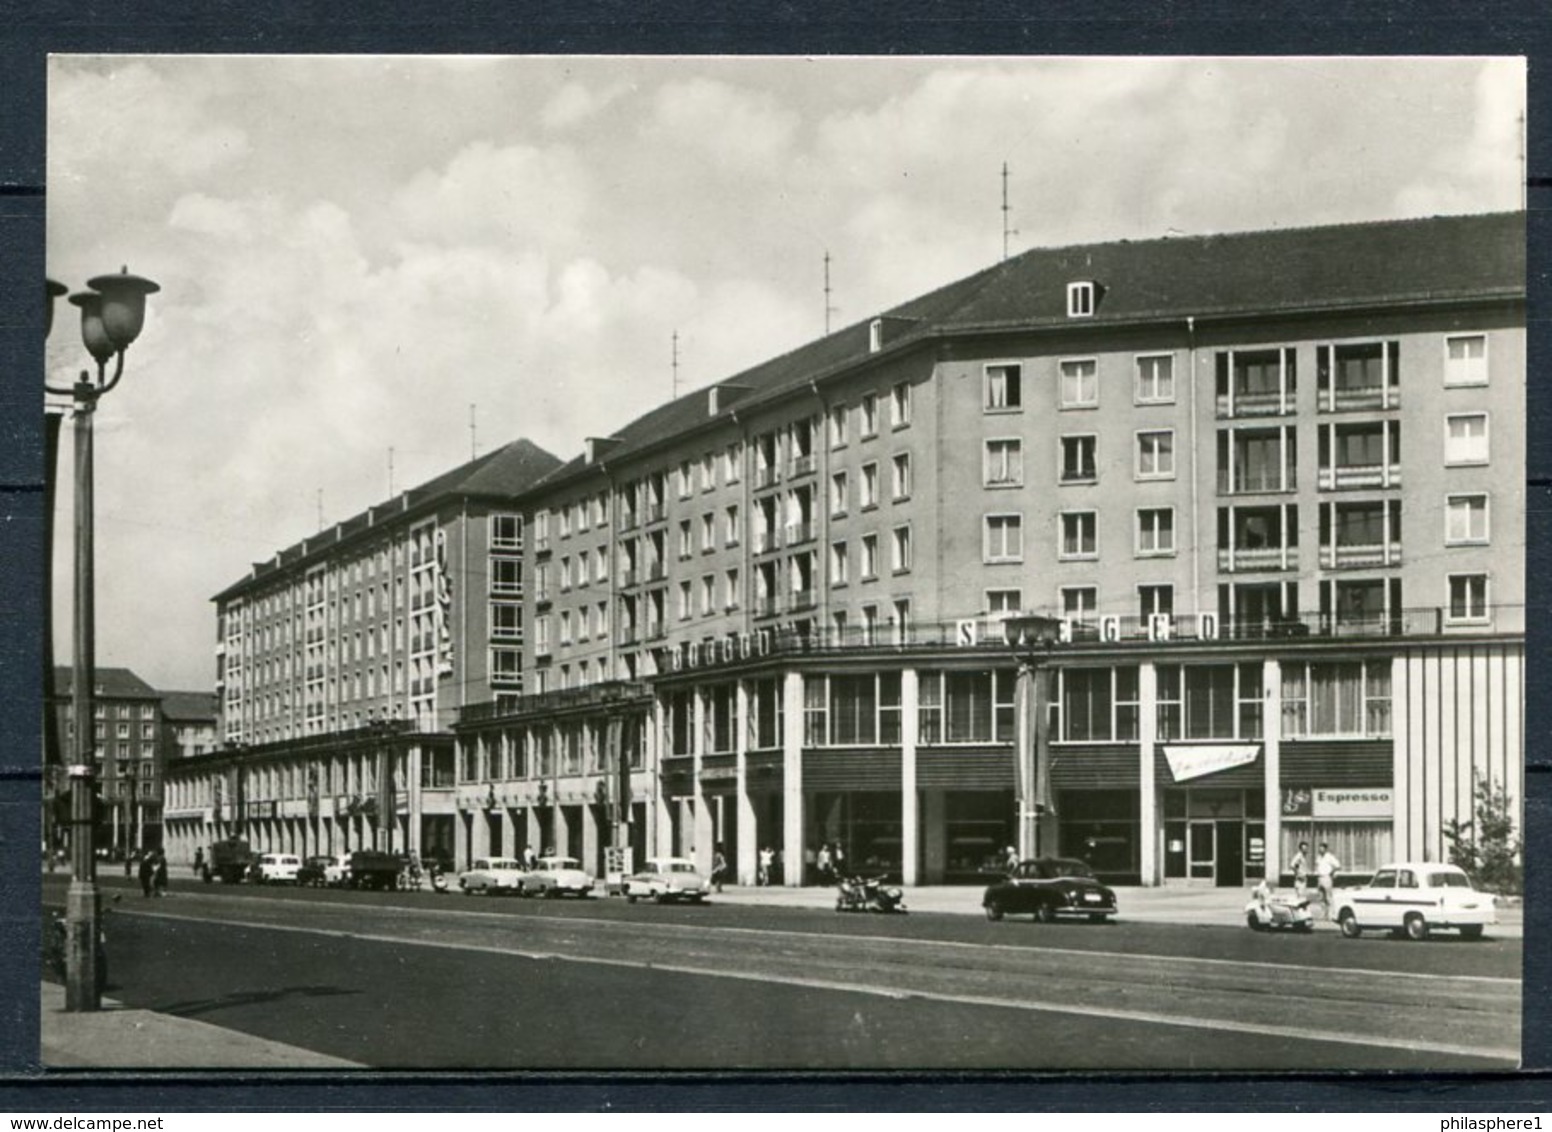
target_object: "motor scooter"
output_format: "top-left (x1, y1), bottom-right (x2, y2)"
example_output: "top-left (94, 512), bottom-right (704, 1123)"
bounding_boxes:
top-left (429, 866), bottom-right (449, 894)
top-left (1245, 888), bottom-right (1314, 932)
top-left (834, 874), bottom-right (908, 914)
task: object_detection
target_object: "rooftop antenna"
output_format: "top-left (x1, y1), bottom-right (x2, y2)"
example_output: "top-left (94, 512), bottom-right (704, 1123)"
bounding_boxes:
top-left (672, 331), bottom-right (681, 399)
top-left (1001, 161), bottom-right (1018, 261)
top-left (469, 404), bottom-right (478, 462)
top-left (388, 447), bottom-right (395, 496)
top-left (823, 251), bottom-right (839, 335)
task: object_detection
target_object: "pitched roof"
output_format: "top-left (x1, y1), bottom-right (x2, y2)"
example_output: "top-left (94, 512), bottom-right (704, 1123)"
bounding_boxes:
top-left (534, 210), bottom-right (1524, 491)
top-left (159, 690), bottom-right (219, 722)
top-left (51, 667), bottom-right (160, 701)
top-left (216, 437), bottom-right (562, 601)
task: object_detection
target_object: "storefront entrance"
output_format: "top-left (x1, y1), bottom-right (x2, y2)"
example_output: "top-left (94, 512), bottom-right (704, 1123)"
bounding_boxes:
top-left (1163, 787), bottom-right (1263, 886)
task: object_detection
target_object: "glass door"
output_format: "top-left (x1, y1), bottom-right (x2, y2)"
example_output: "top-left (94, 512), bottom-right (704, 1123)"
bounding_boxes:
top-left (1188, 820), bottom-right (1216, 880)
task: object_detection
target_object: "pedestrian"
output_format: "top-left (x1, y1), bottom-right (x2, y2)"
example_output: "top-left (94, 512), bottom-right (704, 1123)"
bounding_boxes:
top-left (193, 846), bottom-right (205, 877)
top-left (803, 843), bottom-right (817, 884)
top-left (153, 849), bottom-right (168, 897)
top-left (523, 844), bottom-right (536, 870)
top-left (1004, 844), bottom-right (1020, 873)
top-left (138, 851), bottom-right (155, 897)
top-left (758, 846), bottom-right (773, 887)
top-left (711, 844), bottom-right (728, 893)
top-left (124, 852), bottom-right (134, 880)
top-left (816, 843), bottom-right (832, 885)
top-left (832, 841), bottom-right (845, 880)
top-left (1289, 841), bottom-right (1309, 897)
top-left (1315, 842), bottom-right (1341, 918)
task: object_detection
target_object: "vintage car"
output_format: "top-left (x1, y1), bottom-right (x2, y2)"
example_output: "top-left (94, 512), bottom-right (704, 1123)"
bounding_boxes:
top-left (457, 857), bottom-right (527, 896)
top-left (295, 855), bottom-right (338, 887)
top-left (982, 857), bottom-right (1118, 923)
top-left (322, 854), bottom-right (353, 887)
top-left (1333, 862), bottom-right (1496, 941)
top-left (621, 857), bottom-right (709, 904)
top-left (253, 852), bottom-right (302, 885)
top-left (521, 855), bottom-right (595, 898)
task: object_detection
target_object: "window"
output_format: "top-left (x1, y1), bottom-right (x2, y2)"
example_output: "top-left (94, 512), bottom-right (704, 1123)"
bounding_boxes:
top-left (830, 471), bottom-right (848, 516)
top-left (1136, 430), bottom-right (1175, 479)
top-left (868, 319), bottom-right (883, 353)
top-left (1157, 664), bottom-right (1261, 741)
top-left (861, 604), bottom-right (879, 645)
top-left (559, 610), bottom-right (573, 645)
top-left (829, 404), bottom-right (848, 448)
top-left (1067, 281), bottom-right (1095, 318)
top-left (831, 541), bottom-right (850, 587)
top-left (984, 438), bottom-right (1023, 487)
top-left (861, 534), bottom-right (879, 580)
top-left (1448, 574), bottom-right (1489, 622)
top-left (559, 508), bottom-right (572, 539)
top-left (891, 453), bottom-right (912, 500)
top-left (559, 556), bottom-right (573, 591)
top-left (491, 602), bottom-right (522, 640)
top-left (1135, 354), bottom-right (1175, 403)
top-left (1061, 435), bottom-right (1097, 482)
top-left (806, 672), bottom-right (903, 747)
top-left (985, 514), bottom-right (1023, 563)
top-left (701, 513), bottom-right (715, 553)
top-left (594, 602), bottom-right (609, 639)
top-left (594, 547), bottom-right (608, 584)
top-left (917, 670), bottom-right (1016, 744)
top-left (1445, 334), bottom-right (1487, 387)
top-left (861, 463), bottom-right (879, 509)
top-left (700, 575), bottom-right (715, 616)
top-left (491, 648), bottom-right (521, 685)
top-left (491, 558), bottom-right (521, 595)
top-left (1445, 413), bottom-right (1489, 465)
top-left (891, 525), bottom-right (912, 573)
top-left (702, 453), bottom-right (716, 492)
top-left (1446, 494), bottom-right (1489, 545)
top-left (725, 568), bottom-right (741, 610)
top-left (678, 520), bottom-right (693, 560)
top-left (535, 616), bottom-right (551, 654)
top-left (1139, 584), bottom-right (1174, 618)
top-left (678, 460), bottom-right (694, 498)
top-left (986, 589), bottom-right (1021, 618)
top-left (891, 382), bottom-right (912, 428)
top-left (594, 493), bottom-right (608, 527)
top-left (725, 442), bottom-right (743, 484)
top-left (861, 394), bottom-right (879, 437)
top-left (985, 363), bottom-right (1022, 411)
top-left (1060, 358), bottom-right (1098, 408)
top-left (1060, 666), bottom-right (1141, 742)
top-left (1062, 586), bottom-right (1096, 621)
top-left (1137, 507), bottom-right (1175, 555)
top-left (725, 504), bottom-right (740, 546)
top-left (1281, 660), bottom-right (1392, 738)
top-left (490, 514), bottom-right (522, 550)
top-left (893, 598), bottom-right (912, 644)
top-left (1060, 512), bottom-right (1097, 559)
top-left (678, 580), bottom-right (693, 620)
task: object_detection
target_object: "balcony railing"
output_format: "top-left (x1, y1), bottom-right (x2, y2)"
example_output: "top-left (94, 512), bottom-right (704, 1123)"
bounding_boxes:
top-left (786, 522), bottom-right (815, 546)
top-left (1215, 390), bottom-right (1295, 418)
top-left (619, 568), bottom-right (638, 588)
top-left (645, 502), bottom-right (666, 523)
top-left (754, 465), bottom-right (780, 490)
top-left (1318, 464), bottom-right (1401, 491)
top-left (457, 679), bottom-right (651, 725)
top-left (1218, 468), bottom-right (1296, 495)
top-left (1217, 546), bottom-right (1299, 572)
top-left (754, 596), bottom-right (781, 619)
top-left (1321, 541), bottom-right (1403, 569)
top-left (618, 511), bottom-right (638, 533)
top-left (1321, 386), bottom-right (1398, 413)
top-left (788, 590), bottom-right (816, 613)
top-left (755, 529), bottom-right (781, 554)
top-left (790, 454), bottom-right (816, 478)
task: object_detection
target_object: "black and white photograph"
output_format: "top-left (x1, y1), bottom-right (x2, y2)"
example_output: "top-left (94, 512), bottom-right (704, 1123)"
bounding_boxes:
top-left (36, 53), bottom-right (1525, 1074)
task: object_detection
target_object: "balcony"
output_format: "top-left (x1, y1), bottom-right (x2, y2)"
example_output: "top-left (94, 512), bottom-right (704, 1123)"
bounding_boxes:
top-left (754, 464), bottom-right (780, 490)
top-left (1215, 390), bottom-right (1295, 418)
top-left (1217, 468), bottom-right (1296, 495)
top-left (618, 511), bottom-right (638, 533)
top-left (789, 454), bottom-right (816, 478)
top-left (645, 622), bottom-right (667, 642)
top-left (788, 590), bottom-right (816, 613)
top-left (755, 529), bottom-right (781, 555)
top-left (1217, 546), bottom-right (1300, 572)
top-left (617, 624), bottom-right (640, 646)
top-left (619, 568), bottom-right (638, 588)
top-left (646, 561), bottom-right (666, 582)
top-left (1321, 386), bottom-right (1398, 413)
top-left (754, 595), bottom-right (781, 619)
top-left (1318, 464), bottom-right (1401, 491)
top-left (785, 521), bottom-right (815, 546)
top-left (645, 502), bottom-right (666, 524)
top-left (1321, 542), bottom-right (1403, 570)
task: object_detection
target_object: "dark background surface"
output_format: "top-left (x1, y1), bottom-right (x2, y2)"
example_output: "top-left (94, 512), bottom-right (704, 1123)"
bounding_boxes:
top-left (1, 0), bottom-right (1548, 1111)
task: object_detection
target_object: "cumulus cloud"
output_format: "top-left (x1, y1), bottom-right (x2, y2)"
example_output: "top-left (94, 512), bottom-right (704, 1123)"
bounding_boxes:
top-left (644, 77), bottom-right (800, 174)
top-left (540, 79), bottom-right (630, 131)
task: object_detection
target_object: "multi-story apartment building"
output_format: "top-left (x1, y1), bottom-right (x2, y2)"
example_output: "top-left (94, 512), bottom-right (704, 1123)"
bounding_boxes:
top-left (451, 211), bottom-right (1523, 888)
top-left (160, 691), bottom-right (219, 760)
top-left (161, 439), bottom-right (560, 866)
top-left (48, 666), bottom-right (166, 855)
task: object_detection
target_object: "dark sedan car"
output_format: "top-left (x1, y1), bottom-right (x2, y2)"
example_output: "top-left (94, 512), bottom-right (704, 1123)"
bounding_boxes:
top-left (982, 857), bottom-right (1118, 923)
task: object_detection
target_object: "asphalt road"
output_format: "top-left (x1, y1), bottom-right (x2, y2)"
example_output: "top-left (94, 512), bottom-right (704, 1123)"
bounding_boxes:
top-left (45, 874), bottom-right (1521, 1071)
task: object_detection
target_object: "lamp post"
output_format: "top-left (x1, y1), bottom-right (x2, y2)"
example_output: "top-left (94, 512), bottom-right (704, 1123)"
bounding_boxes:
top-left (1003, 615), bottom-right (1063, 863)
top-left (45, 268), bottom-right (160, 1012)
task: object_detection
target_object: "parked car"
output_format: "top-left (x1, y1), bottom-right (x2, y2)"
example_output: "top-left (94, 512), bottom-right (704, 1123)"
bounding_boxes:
top-left (621, 857), bottom-right (708, 904)
top-left (323, 854), bottom-right (353, 887)
top-left (253, 852), bottom-right (302, 885)
top-left (982, 857), bottom-right (1117, 923)
top-left (1333, 862), bottom-right (1496, 941)
top-left (296, 855), bottom-right (337, 887)
top-left (458, 857), bottom-right (527, 896)
top-left (521, 855), bottom-right (595, 898)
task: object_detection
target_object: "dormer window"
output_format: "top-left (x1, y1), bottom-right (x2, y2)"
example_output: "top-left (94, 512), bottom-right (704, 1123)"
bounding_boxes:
top-left (1067, 281), bottom-right (1096, 319)
top-left (869, 318), bottom-right (883, 353)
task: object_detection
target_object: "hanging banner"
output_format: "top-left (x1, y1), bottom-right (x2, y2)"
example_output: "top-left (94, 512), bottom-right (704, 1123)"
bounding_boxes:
top-left (1163, 744), bottom-right (1259, 783)
top-left (434, 528), bottom-right (454, 676)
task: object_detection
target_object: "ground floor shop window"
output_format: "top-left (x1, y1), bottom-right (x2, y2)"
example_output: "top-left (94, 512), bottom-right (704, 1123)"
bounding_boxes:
top-left (1279, 821), bottom-right (1391, 879)
top-left (809, 791), bottom-right (902, 880)
top-left (944, 790), bottom-right (1013, 881)
top-left (1057, 789), bottom-right (1140, 882)
top-left (1162, 787), bottom-right (1264, 886)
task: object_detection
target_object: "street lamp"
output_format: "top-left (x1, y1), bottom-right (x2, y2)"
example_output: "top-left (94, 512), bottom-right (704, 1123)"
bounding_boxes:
top-left (1003, 614), bottom-right (1063, 863)
top-left (45, 268), bottom-right (160, 1012)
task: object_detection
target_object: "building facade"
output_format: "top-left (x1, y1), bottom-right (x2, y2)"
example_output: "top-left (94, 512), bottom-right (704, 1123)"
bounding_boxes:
top-left (48, 667), bottom-right (166, 855)
top-left (450, 211), bottom-right (1523, 887)
top-left (161, 439), bottom-right (560, 866)
top-left (159, 690), bottom-right (219, 760)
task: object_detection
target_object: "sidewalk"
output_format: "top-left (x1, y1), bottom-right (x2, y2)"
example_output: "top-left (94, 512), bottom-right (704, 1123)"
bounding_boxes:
top-left (38, 981), bottom-right (360, 1069)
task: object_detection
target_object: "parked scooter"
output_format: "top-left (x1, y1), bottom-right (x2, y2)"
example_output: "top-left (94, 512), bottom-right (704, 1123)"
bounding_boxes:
top-left (429, 865), bottom-right (449, 894)
top-left (1245, 884), bottom-right (1314, 932)
top-left (834, 874), bottom-right (908, 914)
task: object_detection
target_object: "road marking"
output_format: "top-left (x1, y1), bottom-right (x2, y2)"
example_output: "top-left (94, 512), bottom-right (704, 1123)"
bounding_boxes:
top-left (128, 908), bottom-right (1519, 1064)
top-left (132, 891), bottom-right (1520, 988)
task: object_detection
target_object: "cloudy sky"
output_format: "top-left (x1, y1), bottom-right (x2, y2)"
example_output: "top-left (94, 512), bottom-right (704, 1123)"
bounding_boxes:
top-left (45, 55), bottom-right (1523, 692)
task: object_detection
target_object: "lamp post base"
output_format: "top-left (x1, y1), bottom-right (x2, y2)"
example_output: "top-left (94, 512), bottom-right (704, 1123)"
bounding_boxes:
top-left (64, 877), bottom-right (101, 1012)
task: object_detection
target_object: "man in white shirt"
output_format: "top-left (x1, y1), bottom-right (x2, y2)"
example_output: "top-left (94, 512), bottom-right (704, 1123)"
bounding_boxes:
top-left (1315, 842), bottom-right (1342, 918)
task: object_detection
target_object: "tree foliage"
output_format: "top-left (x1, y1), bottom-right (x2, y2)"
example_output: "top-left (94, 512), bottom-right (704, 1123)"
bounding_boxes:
top-left (1443, 778), bottom-right (1522, 895)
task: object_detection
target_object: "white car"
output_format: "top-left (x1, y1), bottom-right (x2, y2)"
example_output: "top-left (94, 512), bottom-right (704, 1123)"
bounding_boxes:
top-left (621, 857), bottom-right (709, 904)
top-left (1333, 861), bottom-right (1497, 941)
top-left (458, 857), bottom-right (527, 896)
top-left (254, 852), bottom-right (301, 885)
top-left (521, 855), bottom-right (595, 898)
top-left (322, 854), bottom-right (352, 887)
